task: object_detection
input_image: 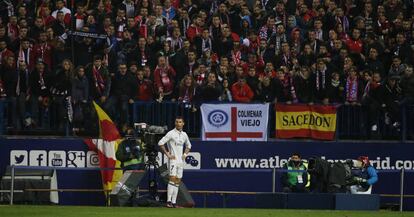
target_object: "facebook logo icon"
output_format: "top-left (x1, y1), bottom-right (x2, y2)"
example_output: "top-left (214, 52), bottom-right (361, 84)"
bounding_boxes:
top-left (29, 150), bottom-right (47, 166)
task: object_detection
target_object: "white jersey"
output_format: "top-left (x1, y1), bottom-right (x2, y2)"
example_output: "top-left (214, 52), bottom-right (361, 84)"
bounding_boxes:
top-left (158, 128), bottom-right (192, 164)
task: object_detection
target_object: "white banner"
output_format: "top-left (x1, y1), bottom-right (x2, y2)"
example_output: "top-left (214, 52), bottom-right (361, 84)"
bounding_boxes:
top-left (201, 103), bottom-right (269, 141)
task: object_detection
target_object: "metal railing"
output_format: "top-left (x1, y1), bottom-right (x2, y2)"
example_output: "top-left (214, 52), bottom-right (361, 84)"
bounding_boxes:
top-left (1, 100), bottom-right (413, 141)
top-left (3, 165), bottom-right (413, 211)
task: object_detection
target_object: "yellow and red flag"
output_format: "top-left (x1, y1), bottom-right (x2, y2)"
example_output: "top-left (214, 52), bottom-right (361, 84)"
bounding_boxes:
top-left (275, 104), bottom-right (337, 140)
top-left (84, 101), bottom-right (123, 191)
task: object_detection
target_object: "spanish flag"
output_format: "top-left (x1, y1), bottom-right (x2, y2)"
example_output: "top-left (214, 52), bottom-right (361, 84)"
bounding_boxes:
top-left (275, 104), bottom-right (337, 140)
top-left (84, 101), bottom-right (123, 191)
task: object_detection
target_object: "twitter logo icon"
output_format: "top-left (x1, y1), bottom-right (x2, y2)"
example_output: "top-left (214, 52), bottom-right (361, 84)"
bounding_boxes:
top-left (10, 150), bottom-right (28, 166)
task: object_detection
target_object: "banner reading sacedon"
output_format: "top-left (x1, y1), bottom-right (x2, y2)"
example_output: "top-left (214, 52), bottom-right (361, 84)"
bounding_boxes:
top-left (275, 104), bottom-right (337, 140)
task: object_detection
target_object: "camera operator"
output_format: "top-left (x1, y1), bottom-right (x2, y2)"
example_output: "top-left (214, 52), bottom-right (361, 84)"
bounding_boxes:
top-left (281, 153), bottom-right (309, 193)
top-left (116, 128), bottom-right (145, 172)
top-left (350, 156), bottom-right (378, 194)
top-left (158, 116), bottom-right (191, 208)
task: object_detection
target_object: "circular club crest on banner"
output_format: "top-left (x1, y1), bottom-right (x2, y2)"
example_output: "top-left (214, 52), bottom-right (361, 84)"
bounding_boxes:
top-left (208, 110), bottom-right (228, 128)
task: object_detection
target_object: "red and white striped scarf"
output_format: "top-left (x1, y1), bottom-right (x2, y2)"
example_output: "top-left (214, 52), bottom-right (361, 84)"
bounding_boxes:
top-left (346, 76), bottom-right (358, 102)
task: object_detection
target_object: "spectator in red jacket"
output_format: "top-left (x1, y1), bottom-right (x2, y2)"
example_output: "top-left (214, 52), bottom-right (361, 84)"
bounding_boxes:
top-left (231, 77), bottom-right (254, 103)
top-left (345, 29), bottom-right (363, 54)
top-left (186, 15), bottom-right (202, 43)
top-left (0, 39), bottom-right (14, 65)
top-left (33, 32), bottom-right (53, 72)
top-left (153, 56), bottom-right (176, 101)
top-left (136, 69), bottom-right (154, 101)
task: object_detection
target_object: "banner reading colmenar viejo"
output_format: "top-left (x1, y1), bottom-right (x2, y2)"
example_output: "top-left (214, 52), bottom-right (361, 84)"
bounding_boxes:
top-left (201, 103), bottom-right (269, 141)
top-left (275, 104), bottom-right (337, 140)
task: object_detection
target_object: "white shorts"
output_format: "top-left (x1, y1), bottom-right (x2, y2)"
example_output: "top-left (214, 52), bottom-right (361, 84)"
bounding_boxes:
top-left (168, 160), bottom-right (184, 178)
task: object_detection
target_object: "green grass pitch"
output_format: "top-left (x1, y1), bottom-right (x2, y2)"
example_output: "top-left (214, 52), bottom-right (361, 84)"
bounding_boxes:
top-left (1, 206), bottom-right (414, 217)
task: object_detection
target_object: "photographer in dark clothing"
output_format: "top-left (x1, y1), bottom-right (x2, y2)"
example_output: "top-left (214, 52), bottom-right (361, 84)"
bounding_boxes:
top-left (281, 153), bottom-right (308, 193)
top-left (116, 128), bottom-right (144, 172)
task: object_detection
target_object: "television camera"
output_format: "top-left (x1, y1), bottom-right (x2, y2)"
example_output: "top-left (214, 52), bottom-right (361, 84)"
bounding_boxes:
top-left (307, 157), bottom-right (365, 193)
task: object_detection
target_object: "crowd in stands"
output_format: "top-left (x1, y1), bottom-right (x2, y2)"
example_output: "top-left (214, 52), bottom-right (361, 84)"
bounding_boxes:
top-left (0, 0), bottom-right (414, 133)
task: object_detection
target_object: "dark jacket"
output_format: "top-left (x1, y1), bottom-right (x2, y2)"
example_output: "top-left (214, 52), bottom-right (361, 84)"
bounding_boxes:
top-left (72, 74), bottom-right (89, 102)
top-left (294, 75), bottom-right (315, 103)
top-left (1, 66), bottom-right (18, 97)
top-left (50, 70), bottom-right (72, 97)
top-left (110, 72), bottom-right (137, 99)
top-left (29, 69), bottom-right (52, 97)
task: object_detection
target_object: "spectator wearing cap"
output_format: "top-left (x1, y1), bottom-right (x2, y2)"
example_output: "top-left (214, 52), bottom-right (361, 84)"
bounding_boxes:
top-left (231, 76), bottom-right (254, 103)
top-left (350, 156), bottom-right (378, 194)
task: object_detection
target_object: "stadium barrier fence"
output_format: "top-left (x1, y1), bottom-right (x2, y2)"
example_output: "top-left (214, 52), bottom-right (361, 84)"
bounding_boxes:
top-left (1, 100), bottom-right (413, 141)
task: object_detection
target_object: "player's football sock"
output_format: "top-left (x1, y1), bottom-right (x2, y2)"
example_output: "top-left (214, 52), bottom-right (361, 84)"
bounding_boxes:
top-left (171, 183), bottom-right (179, 204)
top-left (167, 181), bottom-right (175, 203)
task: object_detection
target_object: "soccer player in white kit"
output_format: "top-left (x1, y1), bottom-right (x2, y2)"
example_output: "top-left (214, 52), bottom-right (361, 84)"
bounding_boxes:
top-left (158, 116), bottom-right (191, 208)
